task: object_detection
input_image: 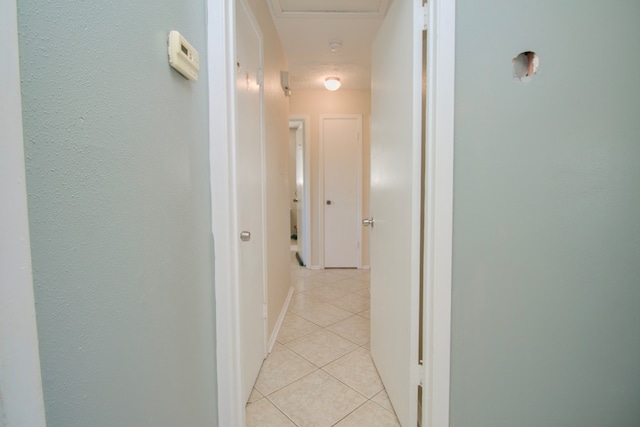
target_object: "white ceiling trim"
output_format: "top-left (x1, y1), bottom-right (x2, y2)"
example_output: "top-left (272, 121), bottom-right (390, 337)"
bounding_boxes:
top-left (270, 0), bottom-right (390, 19)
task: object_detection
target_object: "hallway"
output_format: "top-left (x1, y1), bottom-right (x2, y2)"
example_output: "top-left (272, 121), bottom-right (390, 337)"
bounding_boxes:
top-left (245, 255), bottom-right (400, 426)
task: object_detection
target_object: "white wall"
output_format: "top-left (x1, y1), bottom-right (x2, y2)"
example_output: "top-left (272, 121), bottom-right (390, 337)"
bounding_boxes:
top-left (0, 1), bottom-right (46, 425)
top-left (290, 90), bottom-right (371, 268)
top-left (245, 0), bottom-right (291, 336)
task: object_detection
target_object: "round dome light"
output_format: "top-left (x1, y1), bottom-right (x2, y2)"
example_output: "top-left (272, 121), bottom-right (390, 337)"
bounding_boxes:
top-left (324, 77), bottom-right (341, 91)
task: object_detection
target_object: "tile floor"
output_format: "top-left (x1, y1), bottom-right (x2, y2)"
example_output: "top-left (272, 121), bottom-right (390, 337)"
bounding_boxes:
top-left (245, 252), bottom-right (400, 427)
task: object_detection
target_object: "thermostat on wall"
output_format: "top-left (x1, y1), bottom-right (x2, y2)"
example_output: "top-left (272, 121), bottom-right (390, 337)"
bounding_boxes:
top-left (168, 31), bottom-right (199, 81)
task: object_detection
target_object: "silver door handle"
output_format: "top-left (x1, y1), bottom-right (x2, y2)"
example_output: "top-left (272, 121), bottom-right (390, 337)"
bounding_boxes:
top-left (240, 231), bottom-right (251, 241)
top-left (362, 218), bottom-right (374, 227)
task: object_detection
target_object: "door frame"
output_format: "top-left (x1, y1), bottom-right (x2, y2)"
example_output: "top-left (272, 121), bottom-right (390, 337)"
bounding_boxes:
top-left (207, 0), bottom-right (456, 425)
top-left (318, 114), bottom-right (363, 269)
top-left (1, 3), bottom-right (47, 425)
top-left (207, 0), bottom-right (247, 424)
top-left (209, 0), bottom-right (268, 422)
top-left (289, 116), bottom-right (311, 269)
top-left (422, 0), bottom-right (455, 426)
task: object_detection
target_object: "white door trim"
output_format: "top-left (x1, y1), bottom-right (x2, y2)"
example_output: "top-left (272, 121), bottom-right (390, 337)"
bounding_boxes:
top-left (207, 0), bottom-right (244, 425)
top-left (1, 3), bottom-right (47, 425)
top-left (423, 0), bottom-right (455, 426)
top-left (289, 115), bottom-right (312, 269)
top-left (318, 114), bottom-right (363, 269)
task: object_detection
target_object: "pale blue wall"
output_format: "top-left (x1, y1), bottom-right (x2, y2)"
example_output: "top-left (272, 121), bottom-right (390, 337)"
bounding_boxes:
top-left (451, 1), bottom-right (640, 426)
top-left (17, 0), bottom-right (217, 425)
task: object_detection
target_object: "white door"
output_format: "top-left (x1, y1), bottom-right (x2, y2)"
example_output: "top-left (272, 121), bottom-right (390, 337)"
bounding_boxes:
top-left (369, 0), bottom-right (423, 426)
top-left (321, 116), bottom-right (362, 268)
top-left (235, 0), bottom-right (266, 404)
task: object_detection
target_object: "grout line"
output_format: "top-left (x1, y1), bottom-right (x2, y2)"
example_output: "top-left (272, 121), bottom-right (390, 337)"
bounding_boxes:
top-left (330, 399), bottom-right (370, 426)
top-left (263, 394), bottom-right (302, 427)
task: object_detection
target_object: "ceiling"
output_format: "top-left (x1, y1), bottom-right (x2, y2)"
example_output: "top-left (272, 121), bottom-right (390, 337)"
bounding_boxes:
top-left (267, 0), bottom-right (391, 91)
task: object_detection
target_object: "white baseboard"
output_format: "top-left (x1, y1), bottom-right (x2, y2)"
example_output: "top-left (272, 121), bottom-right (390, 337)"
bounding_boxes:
top-left (361, 265), bottom-right (371, 270)
top-left (267, 286), bottom-right (294, 353)
top-left (310, 265), bottom-right (322, 270)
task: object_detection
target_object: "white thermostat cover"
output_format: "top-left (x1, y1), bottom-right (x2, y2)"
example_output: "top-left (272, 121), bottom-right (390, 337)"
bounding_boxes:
top-left (168, 30), bottom-right (199, 81)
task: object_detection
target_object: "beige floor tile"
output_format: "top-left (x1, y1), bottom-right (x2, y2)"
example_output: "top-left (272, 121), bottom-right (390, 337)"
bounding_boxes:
top-left (329, 293), bottom-right (369, 314)
top-left (248, 265), bottom-right (396, 424)
top-left (361, 341), bottom-right (370, 350)
top-left (290, 275), bottom-right (306, 286)
top-left (333, 269), bottom-right (366, 278)
top-left (353, 272), bottom-right (370, 282)
top-left (285, 329), bottom-right (358, 367)
top-left (309, 271), bottom-right (347, 284)
top-left (293, 268), bottom-right (323, 279)
top-left (323, 347), bottom-right (384, 398)
top-left (334, 401), bottom-right (400, 427)
top-left (254, 343), bottom-right (317, 396)
top-left (326, 315), bottom-right (370, 346)
top-left (330, 278), bottom-right (369, 293)
top-left (355, 287), bottom-right (370, 297)
top-left (269, 370), bottom-right (367, 427)
top-left (323, 268), bottom-right (355, 277)
top-left (246, 397), bottom-right (296, 427)
top-left (247, 387), bottom-right (264, 404)
top-left (291, 274), bottom-right (321, 286)
top-left (296, 302), bottom-right (353, 327)
top-left (277, 313), bottom-right (322, 344)
top-left (307, 285), bottom-right (353, 302)
top-left (371, 390), bottom-right (396, 415)
top-left (292, 280), bottom-right (325, 294)
top-left (331, 274), bottom-right (365, 282)
top-left (287, 293), bottom-right (324, 314)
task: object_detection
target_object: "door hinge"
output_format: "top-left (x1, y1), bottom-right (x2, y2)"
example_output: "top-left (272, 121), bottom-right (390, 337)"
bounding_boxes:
top-left (420, 3), bottom-right (429, 31)
top-left (263, 303), bottom-right (267, 319)
top-left (257, 67), bottom-right (264, 86)
top-left (416, 361), bottom-right (425, 387)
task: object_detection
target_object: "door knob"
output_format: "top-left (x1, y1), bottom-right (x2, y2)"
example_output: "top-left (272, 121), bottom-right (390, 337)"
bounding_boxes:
top-left (293, 198), bottom-right (299, 203)
top-left (362, 218), bottom-right (374, 227)
top-left (240, 231), bottom-right (251, 241)
top-left (326, 200), bottom-right (332, 205)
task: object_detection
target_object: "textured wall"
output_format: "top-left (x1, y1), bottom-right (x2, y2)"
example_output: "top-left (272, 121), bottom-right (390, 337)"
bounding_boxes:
top-left (17, 1), bottom-right (218, 425)
top-left (0, 2), bottom-right (46, 426)
top-left (451, 1), bottom-right (640, 426)
top-left (245, 0), bottom-right (292, 338)
top-left (290, 90), bottom-right (371, 268)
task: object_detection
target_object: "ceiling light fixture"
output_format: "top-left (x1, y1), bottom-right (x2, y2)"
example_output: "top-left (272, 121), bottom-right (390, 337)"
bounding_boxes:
top-left (324, 77), bottom-right (341, 91)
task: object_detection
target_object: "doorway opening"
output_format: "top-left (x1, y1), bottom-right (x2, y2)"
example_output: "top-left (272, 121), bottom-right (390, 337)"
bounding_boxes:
top-left (289, 117), bottom-right (311, 268)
